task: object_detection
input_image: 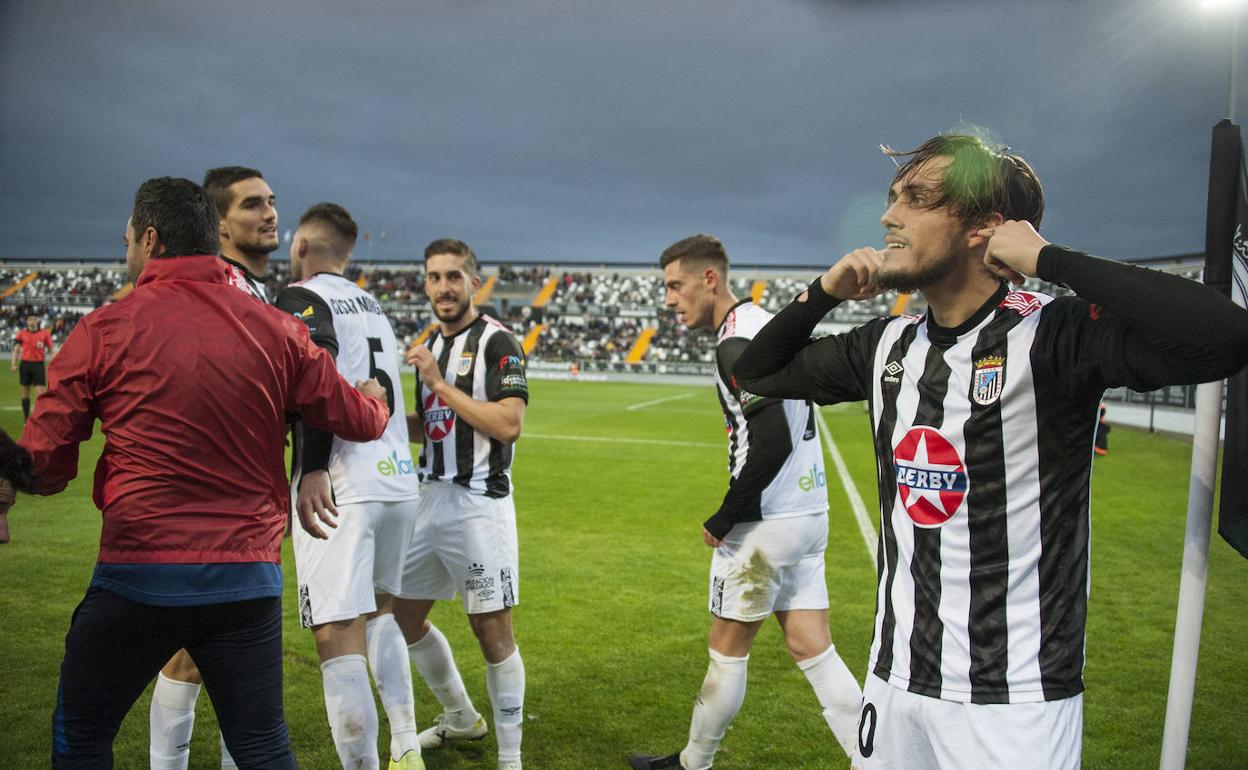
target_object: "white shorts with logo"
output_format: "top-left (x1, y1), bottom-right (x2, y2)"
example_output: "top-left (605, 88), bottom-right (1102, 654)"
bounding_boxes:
top-left (294, 497), bottom-right (419, 628)
top-left (855, 674), bottom-right (1083, 770)
top-left (398, 480), bottom-right (519, 615)
top-left (709, 511), bottom-right (829, 621)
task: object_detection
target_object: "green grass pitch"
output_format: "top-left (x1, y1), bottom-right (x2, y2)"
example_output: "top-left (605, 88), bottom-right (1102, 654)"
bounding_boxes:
top-left (0, 373), bottom-right (1245, 768)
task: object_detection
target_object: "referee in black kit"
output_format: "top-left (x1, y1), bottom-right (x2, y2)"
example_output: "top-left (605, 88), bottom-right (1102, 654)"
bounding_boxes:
top-left (733, 133), bottom-right (1248, 770)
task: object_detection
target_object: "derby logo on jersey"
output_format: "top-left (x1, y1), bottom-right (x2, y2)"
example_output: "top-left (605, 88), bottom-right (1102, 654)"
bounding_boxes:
top-left (423, 392), bottom-right (456, 441)
top-left (457, 352), bottom-right (474, 377)
top-left (892, 426), bottom-right (967, 528)
top-left (971, 355), bottom-right (1005, 406)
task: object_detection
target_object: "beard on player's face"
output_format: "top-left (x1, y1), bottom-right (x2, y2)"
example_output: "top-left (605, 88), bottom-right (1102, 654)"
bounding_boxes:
top-left (432, 294), bottom-right (472, 325)
top-left (234, 233), bottom-right (280, 258)
top-left (876, 249), bottom-right (960, 293)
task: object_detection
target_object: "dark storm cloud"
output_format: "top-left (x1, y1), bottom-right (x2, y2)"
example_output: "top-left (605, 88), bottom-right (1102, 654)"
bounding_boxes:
top-left (1, 0), bottom-right (1242, 265)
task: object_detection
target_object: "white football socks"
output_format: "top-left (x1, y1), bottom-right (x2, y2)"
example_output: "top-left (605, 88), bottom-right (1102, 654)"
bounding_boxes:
top-left (681, 649), bottom-right (749, 770)
top-left (150, 673), bottom-right (200, 770)
top-left (408, 623), bottom-right (479, 729)
top-left (797, 643), bottom-right (863, 758)
top-left (366, 614), bottom-right (421, 759)
top-left (485, 648), bottom-right (525, 764)
top-left (219, 732), bottom-right (238, 769)
top-left (321, 654), bottom-right (380, 769)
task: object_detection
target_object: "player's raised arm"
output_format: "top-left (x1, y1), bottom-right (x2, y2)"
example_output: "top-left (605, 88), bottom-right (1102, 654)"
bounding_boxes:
top-left (733, 271), bottom-right (888, 407)
top-left (407, 344), bottom-right (526, 444)
top-left (979, 221), bottom-right (1248, 389)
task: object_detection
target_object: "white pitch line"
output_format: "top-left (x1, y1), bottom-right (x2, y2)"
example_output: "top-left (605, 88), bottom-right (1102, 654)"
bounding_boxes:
top-left (524, 432), bottom-right (720, 449)
top-left (815, 409), bottom-right (877, 564)
top-left (626, 392), bottom-right (695, 411)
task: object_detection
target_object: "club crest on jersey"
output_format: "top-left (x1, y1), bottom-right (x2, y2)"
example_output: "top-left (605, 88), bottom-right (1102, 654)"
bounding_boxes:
top-left (423, 392), bottom-right (455, 441)
top-left (456, 352), bottom-right (474, 376)
top-left (971, 355), bottom-right (1005, 406)
top-left (892, 426), bottom-right (967, 528)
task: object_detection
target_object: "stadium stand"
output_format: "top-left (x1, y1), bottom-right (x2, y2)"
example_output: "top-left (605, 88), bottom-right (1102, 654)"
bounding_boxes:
top-left (0, 257), bottom-right (1197, 406)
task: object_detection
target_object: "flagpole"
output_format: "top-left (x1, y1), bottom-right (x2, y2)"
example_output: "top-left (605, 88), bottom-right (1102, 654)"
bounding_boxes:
top-left (1160, 7), bottom-right (1242, 759)
top-left (1159, 380), bottom-right (1221, 769)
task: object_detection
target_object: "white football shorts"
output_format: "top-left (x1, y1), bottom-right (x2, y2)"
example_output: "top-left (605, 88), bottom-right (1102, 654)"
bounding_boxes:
top-left (709, 511), bottom-right (829, 621)
top-left (398, 480), bottom-right (519, 614)
top-left (294, 498), bottom-right (419, 628)
top-left (854, 674), bottom-right (1083, 769)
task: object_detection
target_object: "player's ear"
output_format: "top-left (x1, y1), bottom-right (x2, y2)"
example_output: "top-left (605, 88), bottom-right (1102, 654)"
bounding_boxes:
top-left (702, 266), bottom-right (718, 290)
top-left (218, 217), bottom-right (230, 242)
top-left (968, 213), bottom-right (1004, 249)
top-left (140, 226), bottom-right (163, 259)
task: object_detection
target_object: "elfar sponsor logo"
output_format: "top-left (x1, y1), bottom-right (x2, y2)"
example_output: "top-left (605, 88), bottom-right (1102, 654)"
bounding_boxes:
top-left (798, 464), bottom-right (826, 492)
top-left (376, 450), bottom-right (416, 477)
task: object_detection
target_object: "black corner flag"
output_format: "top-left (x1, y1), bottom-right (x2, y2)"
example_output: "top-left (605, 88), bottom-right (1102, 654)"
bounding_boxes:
top-left (1206, 119), bottom-right (1248, 559)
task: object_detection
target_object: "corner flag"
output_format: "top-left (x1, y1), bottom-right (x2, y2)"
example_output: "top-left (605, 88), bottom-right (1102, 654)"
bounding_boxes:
top-left (1204, 119), bottom-right (1248, 559)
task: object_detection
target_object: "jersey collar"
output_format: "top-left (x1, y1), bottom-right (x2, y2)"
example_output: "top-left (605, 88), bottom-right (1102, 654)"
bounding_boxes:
top-left (925, 283), bottom-right (1009, 344)
top-left (715, 298), bottom-right (752, 335)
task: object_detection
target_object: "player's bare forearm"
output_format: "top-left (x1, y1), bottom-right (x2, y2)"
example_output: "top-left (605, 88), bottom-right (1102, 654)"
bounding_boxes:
top-left (406, 411), bottom-right (425, 444)
top-left (426, 380), bottom-right (525, 444)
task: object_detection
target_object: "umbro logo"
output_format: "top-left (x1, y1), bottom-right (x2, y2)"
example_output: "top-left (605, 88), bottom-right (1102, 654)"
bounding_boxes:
top-left (883, 361), bottom-right (904, 383)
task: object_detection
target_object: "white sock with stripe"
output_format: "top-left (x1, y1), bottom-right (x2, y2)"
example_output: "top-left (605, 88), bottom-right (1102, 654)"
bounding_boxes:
top-left (321, 654), bottom-right (380, 769)
top-left (366, 614), bottom-right (421, 759)
top-left (486, 648), bottom-right (525, 763)
top-left (797, 643), bottom-right (863, 757)
top-left (681, 649), bottom-right (749, 770)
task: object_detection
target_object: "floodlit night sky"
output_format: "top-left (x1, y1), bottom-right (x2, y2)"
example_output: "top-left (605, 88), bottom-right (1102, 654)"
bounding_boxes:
top-left (1, 0), bottom-right (1244, 266)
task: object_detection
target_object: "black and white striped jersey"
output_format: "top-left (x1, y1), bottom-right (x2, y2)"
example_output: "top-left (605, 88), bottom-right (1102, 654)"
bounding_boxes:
top-left (415, 314), bottom-right (528, 498)
top-left (708, 300), bottom-right (827, 538)
top-left (734, 245), bottom-right (1248, 705)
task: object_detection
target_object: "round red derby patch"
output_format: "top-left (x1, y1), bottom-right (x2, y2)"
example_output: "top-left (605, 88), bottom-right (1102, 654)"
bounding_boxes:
top-left (892, 426), bottom-right (967, 527)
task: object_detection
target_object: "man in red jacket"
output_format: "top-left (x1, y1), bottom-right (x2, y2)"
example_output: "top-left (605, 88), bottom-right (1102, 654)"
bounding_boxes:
top-left (0, 176), bottom-right (390, 769)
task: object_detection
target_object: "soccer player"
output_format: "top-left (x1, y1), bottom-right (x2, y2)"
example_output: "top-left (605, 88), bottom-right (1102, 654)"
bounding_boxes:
top-left (203, 165), bottom-right (279, 301)
top-left (149, 164), bottom-right (281, 770)
top-left (732, 134), bottom-right (1248, 769)
top-left (0, 176), bottom-right (389, 769)
top-left (393, 238), bottom-right (529, 770)
top-left (11, 313), bottom-right (56, 420)
top-left (274, 203), bottom-right (425, 770)
top-left (628, 235), bottom-right (862, 770)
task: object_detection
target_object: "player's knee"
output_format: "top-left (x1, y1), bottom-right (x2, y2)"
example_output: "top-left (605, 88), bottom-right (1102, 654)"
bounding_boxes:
top-left (470, 614), bottom-right (515, 662)
top-left (162, 651), bottom-right (202, 683)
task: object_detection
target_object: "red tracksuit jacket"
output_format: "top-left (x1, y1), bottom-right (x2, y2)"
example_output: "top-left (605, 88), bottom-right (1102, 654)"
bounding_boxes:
top-left (18, 255), bottom-right (388, 564)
